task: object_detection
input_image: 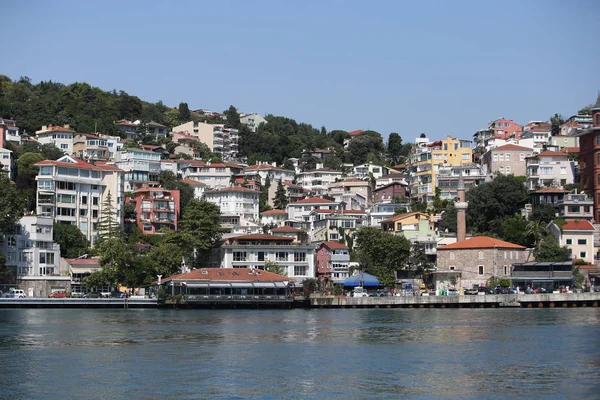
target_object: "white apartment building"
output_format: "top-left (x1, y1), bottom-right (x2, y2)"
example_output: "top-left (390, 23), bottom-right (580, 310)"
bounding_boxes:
top-left (0, 215), bottom-right (70, 297)
top-left (240, 113), bottom-right (268, 133)
top-left (526, 151), bottom-right (575, 191)
top-left (244, 163), bottom-right (295, 184)
top-left (100, 134), bottom-right (125, 160)
top-left (328, 178), bottom-right (372, 209)
top-left (35, 155), bottom-right (124, 244)
top-left (260, 209), bottom-right (288, 227)
top-left (114, 149), bottom-right (161, 192)
top-left (178, 160), bottom-right (232, 189)
top-left (287, 197), bottom-right (339, 223)
top-left (0, 147), bottom-right (15, 179)
top-left (548, 220), bottom-right (595, 264)
top-left (1, 118), bottom-right (21, 145)
top-left (204, 186), bottom-right (261, 222)
top-left (297, 168), bottom-right (343, 195)
top-left (36, 124), bottom-right (75, 155)
top-left (171, 121), bottom-right (238, 161)
top-left (220, 234), bottom-right (315, 283)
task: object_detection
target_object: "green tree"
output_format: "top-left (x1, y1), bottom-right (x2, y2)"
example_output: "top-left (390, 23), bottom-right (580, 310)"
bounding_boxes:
top-left (147, 242), bottom-right (184, 278)
top-left (223, 105), bottom-right (241, 129)
top-left (88, 237), bottom-right (134, 290)
top-left (178, 102), bottom-right (191, 121)
top-left (16, 152), bottom-right (44, 210)
top-left (189, 141), bottom-right (212, 159)
top-left (175, 200), bottom-right (224, 268)
top-left (578, 104), bottom-right (593, 115)
top-left (40, 143), bottom-right (65, 160)
top-left (495, 216), bottom-right (535, 247)
top-left (0, 173), bottom-right (25, 234)
top-left (96, 191), bottom-right (121, 241)
top-left (438, 202), bottom-right (457, 233)
top-left (407, 242), bottom-right (433, 281)
top-left (411, 201), bottom-right (428, 213)
top-left (530, 203), bottom-right (557, 224)
top-left (264, 261), bottom-right (286, 276)
top-left (347, 134), bottom-right (384, 165)
top-left (393, 207), bottom-right (408, 216)
top-left (534, 234), bottom-right (571, 262)
top-left (166, 141), bottom-right (178, 154)
top-left (53, 222), bottom-right (90, 258)
top-left (328, 130), bottom-right (350, 146)
top-left (387, 132), bottom-right (404, 165)
top-left (273, 179), bottom-right (288, 210)
top-left (550, 113), bottom-right (565, 136)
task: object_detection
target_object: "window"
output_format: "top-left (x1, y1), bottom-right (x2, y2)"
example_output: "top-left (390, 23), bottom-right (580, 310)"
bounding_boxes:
top-left (450, 252), bottom-right (455, 260)
top-left (60, 144), bottom-right (69, 149)
top-left (566, 239), bottom-right (572, 245)
top-left (506, 166), bottom-right (511, 174)
top-left (478, 251), bottom-right (484, 260)
top-left (577, 239), bottom-right (587, 245)
top-left (257, 252), bottom-right (265, 261)
top-left (499, 167), bottom-right (504, 174)
top-left (478, 265), bottom-right (484, 275)
top-left (449, 265), bottom-right (455, 270)
top-left (580, 251), bottom-right (587, 259)
top-left (233, 251), bottom-right (246, 262)
top-left (499, 154), bottom-right (504, 161)
top-left (35, 225), bottom-right (52, 234)
top-left (520, 153), bottom-right (525, 161)
top-left (275, 252), bottom-right (287, 262)
top-left (92, 210), bottom-right (98, 218)
top-left (504, 265), bottom-right (508, 275)
top-left (39, 252), bottom-right (55, 265)
top-left (80, 222), bottom-right (88, 232)
top-left (294, 252), bottom-right (306, 262)
top-left (80, 209), bottom-right (87, 217)
top-left (462, 154), bottom-right (470, 160)
top-left (454, 143), bottom-right (458, 151)
top-left (81, 196), bottom-right (87, 205)
top-left (294, 265), bottom-right (307, 276)
top-left (560, 167), bottom-right (566, 175)
top-left (505, 154), bottom-right (510, 161)
top-left (7, 237), bottom-right (16, 247)
top-left (92, 197), bottom-right (99, 206)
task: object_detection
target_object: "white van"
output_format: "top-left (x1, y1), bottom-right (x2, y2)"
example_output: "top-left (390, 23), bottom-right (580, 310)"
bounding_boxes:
top-left (3, 289), bottom-right (26, 298)
top-left (353, 287), bottom-right (368, 298)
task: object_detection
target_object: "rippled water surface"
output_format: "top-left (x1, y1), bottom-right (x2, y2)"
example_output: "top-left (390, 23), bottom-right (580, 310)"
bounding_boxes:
top-left (0, 308), bottom-right (599, 399)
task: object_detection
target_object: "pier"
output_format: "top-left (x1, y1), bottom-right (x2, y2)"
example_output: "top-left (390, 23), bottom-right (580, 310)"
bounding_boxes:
top-left (0, 297), bottom-right (157, 308)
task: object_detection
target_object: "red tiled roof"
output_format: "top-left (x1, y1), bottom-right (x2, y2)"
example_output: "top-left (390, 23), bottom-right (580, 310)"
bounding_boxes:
top-left (283, 182), bottom-right (302, 188)
top-left (438, 236), bottom-right (525, 250)
top-left (558, 220), bottom-right (595, 231)
top-left (271, 226), bottom-right (304, 233)
top-left (562, 147), bottom-right (580, 153)
top-left (348, 129), bottom-right (364, 137)
top-left (322, 241), bottom-right (348, 250)
top-left (65, 258), bottom-right (101, 266)
top-left (34, 157), bottom-right (122, 172)
top-left (261, 209), bottom-right (287, 215)
top-left (205, 186), bottom-right (261, 194)
top-left (181, 178), bottom-right (206, 186)
top-left (380, 212), bottom-right (429, 224)
top-left (312, 209), bottom-right (366, 214)
top-left (493, 144), bottom-right (532, 151)
top-left (228, 234), bottom-right (294, 241)
top-left (536, 151), bottom-right (569, 157)
top-left (292, 197), bottom-right (335, 204)
top-left (38, 125), bottom-right (76, 133)
top-left (160, 268), bottom-right (289, 284)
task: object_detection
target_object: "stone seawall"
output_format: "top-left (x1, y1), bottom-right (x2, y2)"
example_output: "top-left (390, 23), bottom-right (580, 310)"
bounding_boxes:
top-left (309, 292), bottom-right (600, 308)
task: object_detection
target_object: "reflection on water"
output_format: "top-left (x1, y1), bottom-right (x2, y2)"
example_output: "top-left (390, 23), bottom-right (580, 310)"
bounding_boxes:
top-left (0, 308), bottom-right (599, 399)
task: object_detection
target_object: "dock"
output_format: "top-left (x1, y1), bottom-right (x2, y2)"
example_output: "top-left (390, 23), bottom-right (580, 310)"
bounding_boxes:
top-left (0, 297), bottom-right (157, 308)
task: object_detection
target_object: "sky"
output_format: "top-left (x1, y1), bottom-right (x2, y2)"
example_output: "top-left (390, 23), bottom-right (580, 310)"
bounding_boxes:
top-left (2, 0), bottom-right (600, 141)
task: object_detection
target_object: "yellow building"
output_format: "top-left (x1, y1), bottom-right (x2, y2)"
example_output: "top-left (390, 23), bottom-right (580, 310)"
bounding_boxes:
top-left (409, 136), bottom-right (472, 202)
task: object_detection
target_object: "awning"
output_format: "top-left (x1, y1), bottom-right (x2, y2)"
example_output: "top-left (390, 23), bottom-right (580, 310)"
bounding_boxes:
top-left (253, 282), bottom-right (276, 288)
top-left (274, 282), bottom-right (288, 288)
top-left (186, 283), bottom-right (209, 288)
top-left (209, 283), bottom-right (232, 288)
top-left (344, 272), bottom-right (380, 287)
top-left (231, 283), bottom-right (252, 288)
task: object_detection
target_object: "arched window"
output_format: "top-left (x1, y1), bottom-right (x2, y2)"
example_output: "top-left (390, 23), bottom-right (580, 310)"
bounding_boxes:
top-left (450, 252), bottom-right (455, 260)
top-left (479, 251), bottom-right (484, 260)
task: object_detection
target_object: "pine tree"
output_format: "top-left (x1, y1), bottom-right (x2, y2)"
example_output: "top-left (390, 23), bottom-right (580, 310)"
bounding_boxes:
top-left (273, 179), bottom-right (288, 210)
top-left (96, 191), bottom-right (122, 242)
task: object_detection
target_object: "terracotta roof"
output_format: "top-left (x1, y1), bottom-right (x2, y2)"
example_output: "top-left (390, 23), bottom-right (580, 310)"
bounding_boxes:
top-left (271, 226), bottom-right (304, 233)
top-left (205, 186), bottom-right (261, 194)
top-left (160, 268), bottom-right (289, 284)
top-left (536, 151), bottom-right (569, 157)
top-left (65, 258), bottom-right (101, 266)
top-left (312, 209), bottom-right (366, 214)
top-left (493, 144), bottom-right (532, 151)
top-left (321, 241), bottom-right (348, 250)
top-left (438, 236), bottom-right (525, 250)
top-left (38, 125), bottom-right (76, 133)
top-left (562, 147), bottom-right (580, 153)
top-left (181, 178), bottom-right (206, 186)
top-left (534, 188), bottom-right (570, 194)
top-left (283, 182), bottom-right (303, 188)
top-left (261, 209), bottom-right (287, 215)
top-left (291, 197), bottom-right (335, 204)
top-left (558, 220), bottom-right (595, 231)
top-left (34, 157), bottom-right (122, 172)
top-left (348, 129), bottom-right (364, 137)
top-left (380, 212), bottom-right (429, 224)
top-left (228, 234), bottom-right (294, 241)
top-left (300, 168), bottom-right (342, 174)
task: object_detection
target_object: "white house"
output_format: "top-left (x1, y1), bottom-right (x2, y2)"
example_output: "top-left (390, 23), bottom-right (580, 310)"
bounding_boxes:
top-left (286, 197), bottom-right (339, 223)
top-left (526, 151), bottom-right (576, 191)
top-left (240, 113), bottom-right (268, 133)
top-left (203, 186), bottom-right (261, 222)
top-left (297, 168), bottom-right (343, 195)
top-left (548, 219), bottom-right (595, 264)
top-left (260, 209), bottom-right (288, 227)
top-left (36, 124), bottom-right (74, 155)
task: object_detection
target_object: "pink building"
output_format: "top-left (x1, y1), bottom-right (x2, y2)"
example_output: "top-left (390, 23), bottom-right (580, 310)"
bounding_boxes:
top-left (316, 241), bottom-right (350, 285)
top-left (132, 187), bottom-right (180, 234)
top-left (491, 118), bottom-right (523, 140)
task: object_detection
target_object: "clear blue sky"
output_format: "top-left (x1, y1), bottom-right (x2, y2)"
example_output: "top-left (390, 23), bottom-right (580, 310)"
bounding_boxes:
top-left (2, 0), bottom-right (599, 141)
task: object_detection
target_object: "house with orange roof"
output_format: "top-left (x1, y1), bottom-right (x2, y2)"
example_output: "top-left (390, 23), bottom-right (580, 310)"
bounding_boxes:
top-left (316, 241), bottom-right (350, 285)
top-left (36, 124), bottom-right (76, 155)
top-left (178, 160), bottom-right (234, 189)
top-left (548, 220), bottom-right (595, 264)
top-left (260, 209), bottom-right (288, 227)
top-left (220, 234), bottom-right (315, 282)
top-left (204, 186), bottom-right (261, 222)
top-left (436, 236), bottom-right (532, 290)
top-left (181, 178), bottom-right (207, 199)
top-left (328, 178), bottom-right (373, 209)
top-left (286, 197), bottom-right (339, 222)
top-left (270, 225), bottom-right (306, 243)
top-left (34, 155), bottom-right (124, 244)
top-left (73, 133), bottom-right (110, 160)
top-left (243, 162), bottom-right (295, 184)
top-left (482, 143), bottom-right (533, 176)
top-left (525, 150), bottom-right (575, 190)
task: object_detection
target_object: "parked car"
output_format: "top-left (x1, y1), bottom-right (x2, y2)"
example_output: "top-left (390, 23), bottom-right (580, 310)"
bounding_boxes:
top-left (447, 288), bottom-right (459, 296)
top-left (478, 287), bottom-right (494, 295)
top-left (507, 287), bottom-right (518, 294)
top-left (3, 289), bottom-right (26, 298)
top-left (494, 287), bottom-right (509, 294)
top-left (84, 291), bottom-right (100, 298)
top-left (465, 288), bottom-right (479, 295)
top-left (352, 287), bottom-right (368, 298)
top-left (48, 290), bottom-right (67, 298)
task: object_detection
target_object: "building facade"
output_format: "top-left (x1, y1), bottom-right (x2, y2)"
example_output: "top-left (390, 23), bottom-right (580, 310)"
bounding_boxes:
top-left (316, 241), bottom-right (350, 285)
top-left (548, 220), bottom-right (595, 264)
top-left (482, 144), bottom-right (533, 176)
top-left (525, 151), bottom-right (575, 190)
top-left (132, 187), bottom-right (180, 234)
top-left (204, 186), bottom-right (261, 222)
top-left (36, 124), bottom-right (75, 155)
top-left (577, 94), bottom-right (600, 223)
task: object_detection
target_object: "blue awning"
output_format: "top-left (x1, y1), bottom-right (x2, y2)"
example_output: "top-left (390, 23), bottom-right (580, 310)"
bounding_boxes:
top-left (343, 272), bottom-right (380, 287)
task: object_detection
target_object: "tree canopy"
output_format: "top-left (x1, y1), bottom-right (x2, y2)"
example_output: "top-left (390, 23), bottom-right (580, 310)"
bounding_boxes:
top-left (53, 222), bottom-right (90, 258)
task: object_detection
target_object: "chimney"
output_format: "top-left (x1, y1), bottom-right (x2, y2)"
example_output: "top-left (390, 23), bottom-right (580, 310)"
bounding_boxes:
top-left (455, 174), bottom-right (468, 242)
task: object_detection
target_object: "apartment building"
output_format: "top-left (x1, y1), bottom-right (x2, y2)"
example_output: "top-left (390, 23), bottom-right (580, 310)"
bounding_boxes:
top-left (204, 186), bottom-right (261, 222)
top-left (287, 197), bottom-right (339, 223)
top-left (297, 168), bottom-right (343, 195)
top-left (409, 136), bottom-right (473, 202)
top-left (0, 118), bottom-right (21, 145)
top-left (73, 134), bottom-right (110, 160)
top-left (482, 144), bottom-right (533, 176)
top-left (577, 94), bottom-right (600, 223)
top-left (35, 155), bottom-right (124, 244)
top-left (316, 241), bottom-right (351, 285)
top-left (240, 113), bottom-right (268, 132)
top-left (178, 160), bottom-right (233, 189)
top-left (36, 124), bottom-right (75, 155)
top-left (114, 149), bottom-right (161, 192)
top-left (0, 215), bottom-right (69, 297)
top-left (244, 162), bottom-right (296, 184)
top-left (115, 120), bottom-right (167, 140)
top-left (172, 121), bottom-right (238, 161)
top-left (0, 147), bottom-right (15, 179)
top-left (132, 187), bottom-right (180, 234)
top-left (525, 151), bottom-right (575, 190)
top-left (436, 164), bottom-right (488, 200)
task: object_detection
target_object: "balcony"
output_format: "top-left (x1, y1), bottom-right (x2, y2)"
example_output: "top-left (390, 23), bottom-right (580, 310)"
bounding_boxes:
top-left (330, 254), bottom-right (350, 262)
